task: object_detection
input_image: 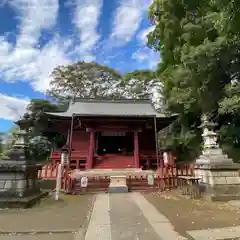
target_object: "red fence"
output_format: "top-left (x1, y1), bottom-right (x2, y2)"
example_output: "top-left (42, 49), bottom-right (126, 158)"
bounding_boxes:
top-left (38, 163), bottom-right (194, 193)
top-left (38, 164), bottom-right (73, 193)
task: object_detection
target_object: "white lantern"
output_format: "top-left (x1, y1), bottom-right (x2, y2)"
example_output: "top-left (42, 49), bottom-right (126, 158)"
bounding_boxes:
top-left (61, 146), bottom-right (69, 166)
top-left (163, 152), bottom-right (169, 165)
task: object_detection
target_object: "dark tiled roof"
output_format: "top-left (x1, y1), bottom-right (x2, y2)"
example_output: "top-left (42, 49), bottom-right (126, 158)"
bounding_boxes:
top-left (46, 98), bottom-right (172, 118)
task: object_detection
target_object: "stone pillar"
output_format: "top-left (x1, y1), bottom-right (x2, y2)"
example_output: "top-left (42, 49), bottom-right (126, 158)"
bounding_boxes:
top-left (134, 131), bottom-right (140, 168)
top-left (87, 131), bottom-right (95, 169)
top-left (195, 114), bottom-right (240, 201)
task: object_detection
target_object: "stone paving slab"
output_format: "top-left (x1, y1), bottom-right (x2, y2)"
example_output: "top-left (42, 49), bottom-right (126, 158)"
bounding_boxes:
top-left (110, 193), bottom-right (160, 240)
top-left (84, 193), bottom-right (187, 240)
top-left (85, 194), bottom-right (111, 240)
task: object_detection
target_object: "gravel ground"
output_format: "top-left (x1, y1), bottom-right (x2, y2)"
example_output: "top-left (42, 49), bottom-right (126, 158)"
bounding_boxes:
top-left (0, 193), bottom-right (95, 233)
top-left (144, 190), bottom-right (240, 239)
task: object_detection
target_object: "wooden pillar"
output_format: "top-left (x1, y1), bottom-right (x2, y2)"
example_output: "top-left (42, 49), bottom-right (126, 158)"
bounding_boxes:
top-left (66, 129), bottom-right (70, 145)
top-left (134, 131), bottom-right (140, 168)
top-left (68, 115), bottom-right (74, 169)
top-left (154, 116), bottom-right (160, 169)
top-left (87, 130), bottom-right (95, 169)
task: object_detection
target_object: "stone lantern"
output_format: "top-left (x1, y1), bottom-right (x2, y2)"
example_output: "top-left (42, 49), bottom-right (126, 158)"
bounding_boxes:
top-left (0, 114), bottom-right (46, 208)
top-left (195, 114), bottom-right (240, 201)
top-left (196, 114), bottom-right (233, 165)
top-left (55, 145), bottom-right (69, 201)
top-left (61, 145), bottom-right (69, 166)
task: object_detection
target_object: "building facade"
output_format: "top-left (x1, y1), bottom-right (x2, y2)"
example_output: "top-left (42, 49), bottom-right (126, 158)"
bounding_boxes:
top-left (46, 98), bottom-right (176, 170)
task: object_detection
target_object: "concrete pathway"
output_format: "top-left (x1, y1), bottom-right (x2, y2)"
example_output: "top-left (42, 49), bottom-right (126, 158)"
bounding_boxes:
top-left (84, 192), bottom-right (186, 240)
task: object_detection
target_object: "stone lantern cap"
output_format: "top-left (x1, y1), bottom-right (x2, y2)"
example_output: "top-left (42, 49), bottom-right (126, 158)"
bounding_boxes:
top-left (61, 144), bottom-right (69, 153)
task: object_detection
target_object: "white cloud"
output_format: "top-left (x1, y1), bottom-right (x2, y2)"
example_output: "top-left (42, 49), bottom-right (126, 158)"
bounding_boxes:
top-left (132, 25), bottom-right (159, 69)
top-left (0, 0), bottom-right (157, 96)
top-left (74, 0), bottom-right (103, 60)
top-left (132, 48), bottom-right (159, 69)
top-left (10, 0), bottom-right (59, 48)
top-left (0, 93), bottom-right (29, 121)
top-left (137, 25), bottom-right (155, 44)
top-left (0, 0), bottom-right (72, 93)
top-left (110, 0), bottom-right (152, 46)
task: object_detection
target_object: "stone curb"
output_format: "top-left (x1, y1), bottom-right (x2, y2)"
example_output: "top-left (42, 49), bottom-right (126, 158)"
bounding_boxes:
top-left (0, 228), bottom-right (82, 235)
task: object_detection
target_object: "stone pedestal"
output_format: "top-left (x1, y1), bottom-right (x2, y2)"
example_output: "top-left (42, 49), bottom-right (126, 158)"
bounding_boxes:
top-left (108, 175), bottom-right (128, 193)
top-left (0, 160), bottom-right (45, 208)
top-left (195, 164), bottom-right (240, 201)
top-left (194, 114), bottom-right (240, 201)
top-left (0, 118), bottom-right (46, 208)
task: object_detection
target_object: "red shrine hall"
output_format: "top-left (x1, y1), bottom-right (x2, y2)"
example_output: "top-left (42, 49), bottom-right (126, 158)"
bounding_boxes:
top-left (46, 98), bottom-right (177, 170)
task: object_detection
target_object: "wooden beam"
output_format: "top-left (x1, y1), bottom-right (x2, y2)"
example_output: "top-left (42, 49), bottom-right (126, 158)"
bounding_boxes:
top-left (86, 127), bottom-right (142, 132)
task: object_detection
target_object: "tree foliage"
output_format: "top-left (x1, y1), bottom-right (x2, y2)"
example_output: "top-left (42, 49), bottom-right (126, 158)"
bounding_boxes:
top-left (123, 70), bottom-right (164, 109)
top-left (8, 99), bottom-right (66, 162)
top-left (47, 61), bottom-right (123, 100)
top-left (0, 132), bottom-right (4, 157)
top-left (47, 61), bottom-right (161, 104)
top-left (26, 99), bottom-right (66, 147)
top-left (148, 0), bottom-right (240, 161)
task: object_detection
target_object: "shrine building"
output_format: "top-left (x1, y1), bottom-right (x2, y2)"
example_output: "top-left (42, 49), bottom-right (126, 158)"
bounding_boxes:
top-left (46, 98), bottom-right (177, 170)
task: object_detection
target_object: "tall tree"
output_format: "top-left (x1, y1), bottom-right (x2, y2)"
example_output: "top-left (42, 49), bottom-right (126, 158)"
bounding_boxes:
top-left (145, 0), bottom-right (224, 160)
top-left (47, 61), bottom-right (124, 100)
top-left (147, 0), bottom-right (240, 161)
top-left (25, 99), bottom-right (66, 147)
top-left (148, 0), bottom-right (233, 115)
top-left (9, 99), bottom-right (66, 162)
top-left (0, 132), bottom-right (4, 157)
top-left (123, 70), bottom-right (164, 110)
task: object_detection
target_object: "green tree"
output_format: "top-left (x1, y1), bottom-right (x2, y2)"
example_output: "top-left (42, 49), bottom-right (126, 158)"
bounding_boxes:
top-left (148, 0), bottom-right (233, 115)
top-left (147, 0), bottom-right (240, 161)
top-left (26, 99), bottom-right (66, 146)
top-left (12, 99), bottom-right (66, 162)
top-left (0, 133), bottom-right (4, 157)
top-left (122, 70), bottom-right (164, 109)
top-left (4, 125), bottom-right (19, 149)
top-left (47, 61), bottom-right (123, 100)
top-left (47, 61), bottom-right (163, 106)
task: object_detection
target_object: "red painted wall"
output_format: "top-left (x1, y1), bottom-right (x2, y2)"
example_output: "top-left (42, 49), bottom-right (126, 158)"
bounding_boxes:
top-left (71, 130), bottom-right (89, 152)
top-left (138, 130), bottom-right (156, 151)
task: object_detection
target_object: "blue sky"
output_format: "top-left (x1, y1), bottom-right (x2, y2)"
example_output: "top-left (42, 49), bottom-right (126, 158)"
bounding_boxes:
top-left (0, 0), bottom-right (159, 132)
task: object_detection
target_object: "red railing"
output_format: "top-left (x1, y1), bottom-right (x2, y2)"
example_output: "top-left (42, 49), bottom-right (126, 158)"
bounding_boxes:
top-left (39, 163), bottom-right (194, 193)
top-left (49, 150), bottom-right (88, 169)
top-left (38, 164), bottom-right (73, 193)
top-left (38, 164), bottom-right (58, 179)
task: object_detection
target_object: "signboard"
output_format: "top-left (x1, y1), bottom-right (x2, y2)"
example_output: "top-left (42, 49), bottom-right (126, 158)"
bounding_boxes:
top-left (101, 132), bottom-right (126, 136)
top-left (147, 174), bottom-right (154, 186)
top-left (81, 176), bottom-right (88, 188)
